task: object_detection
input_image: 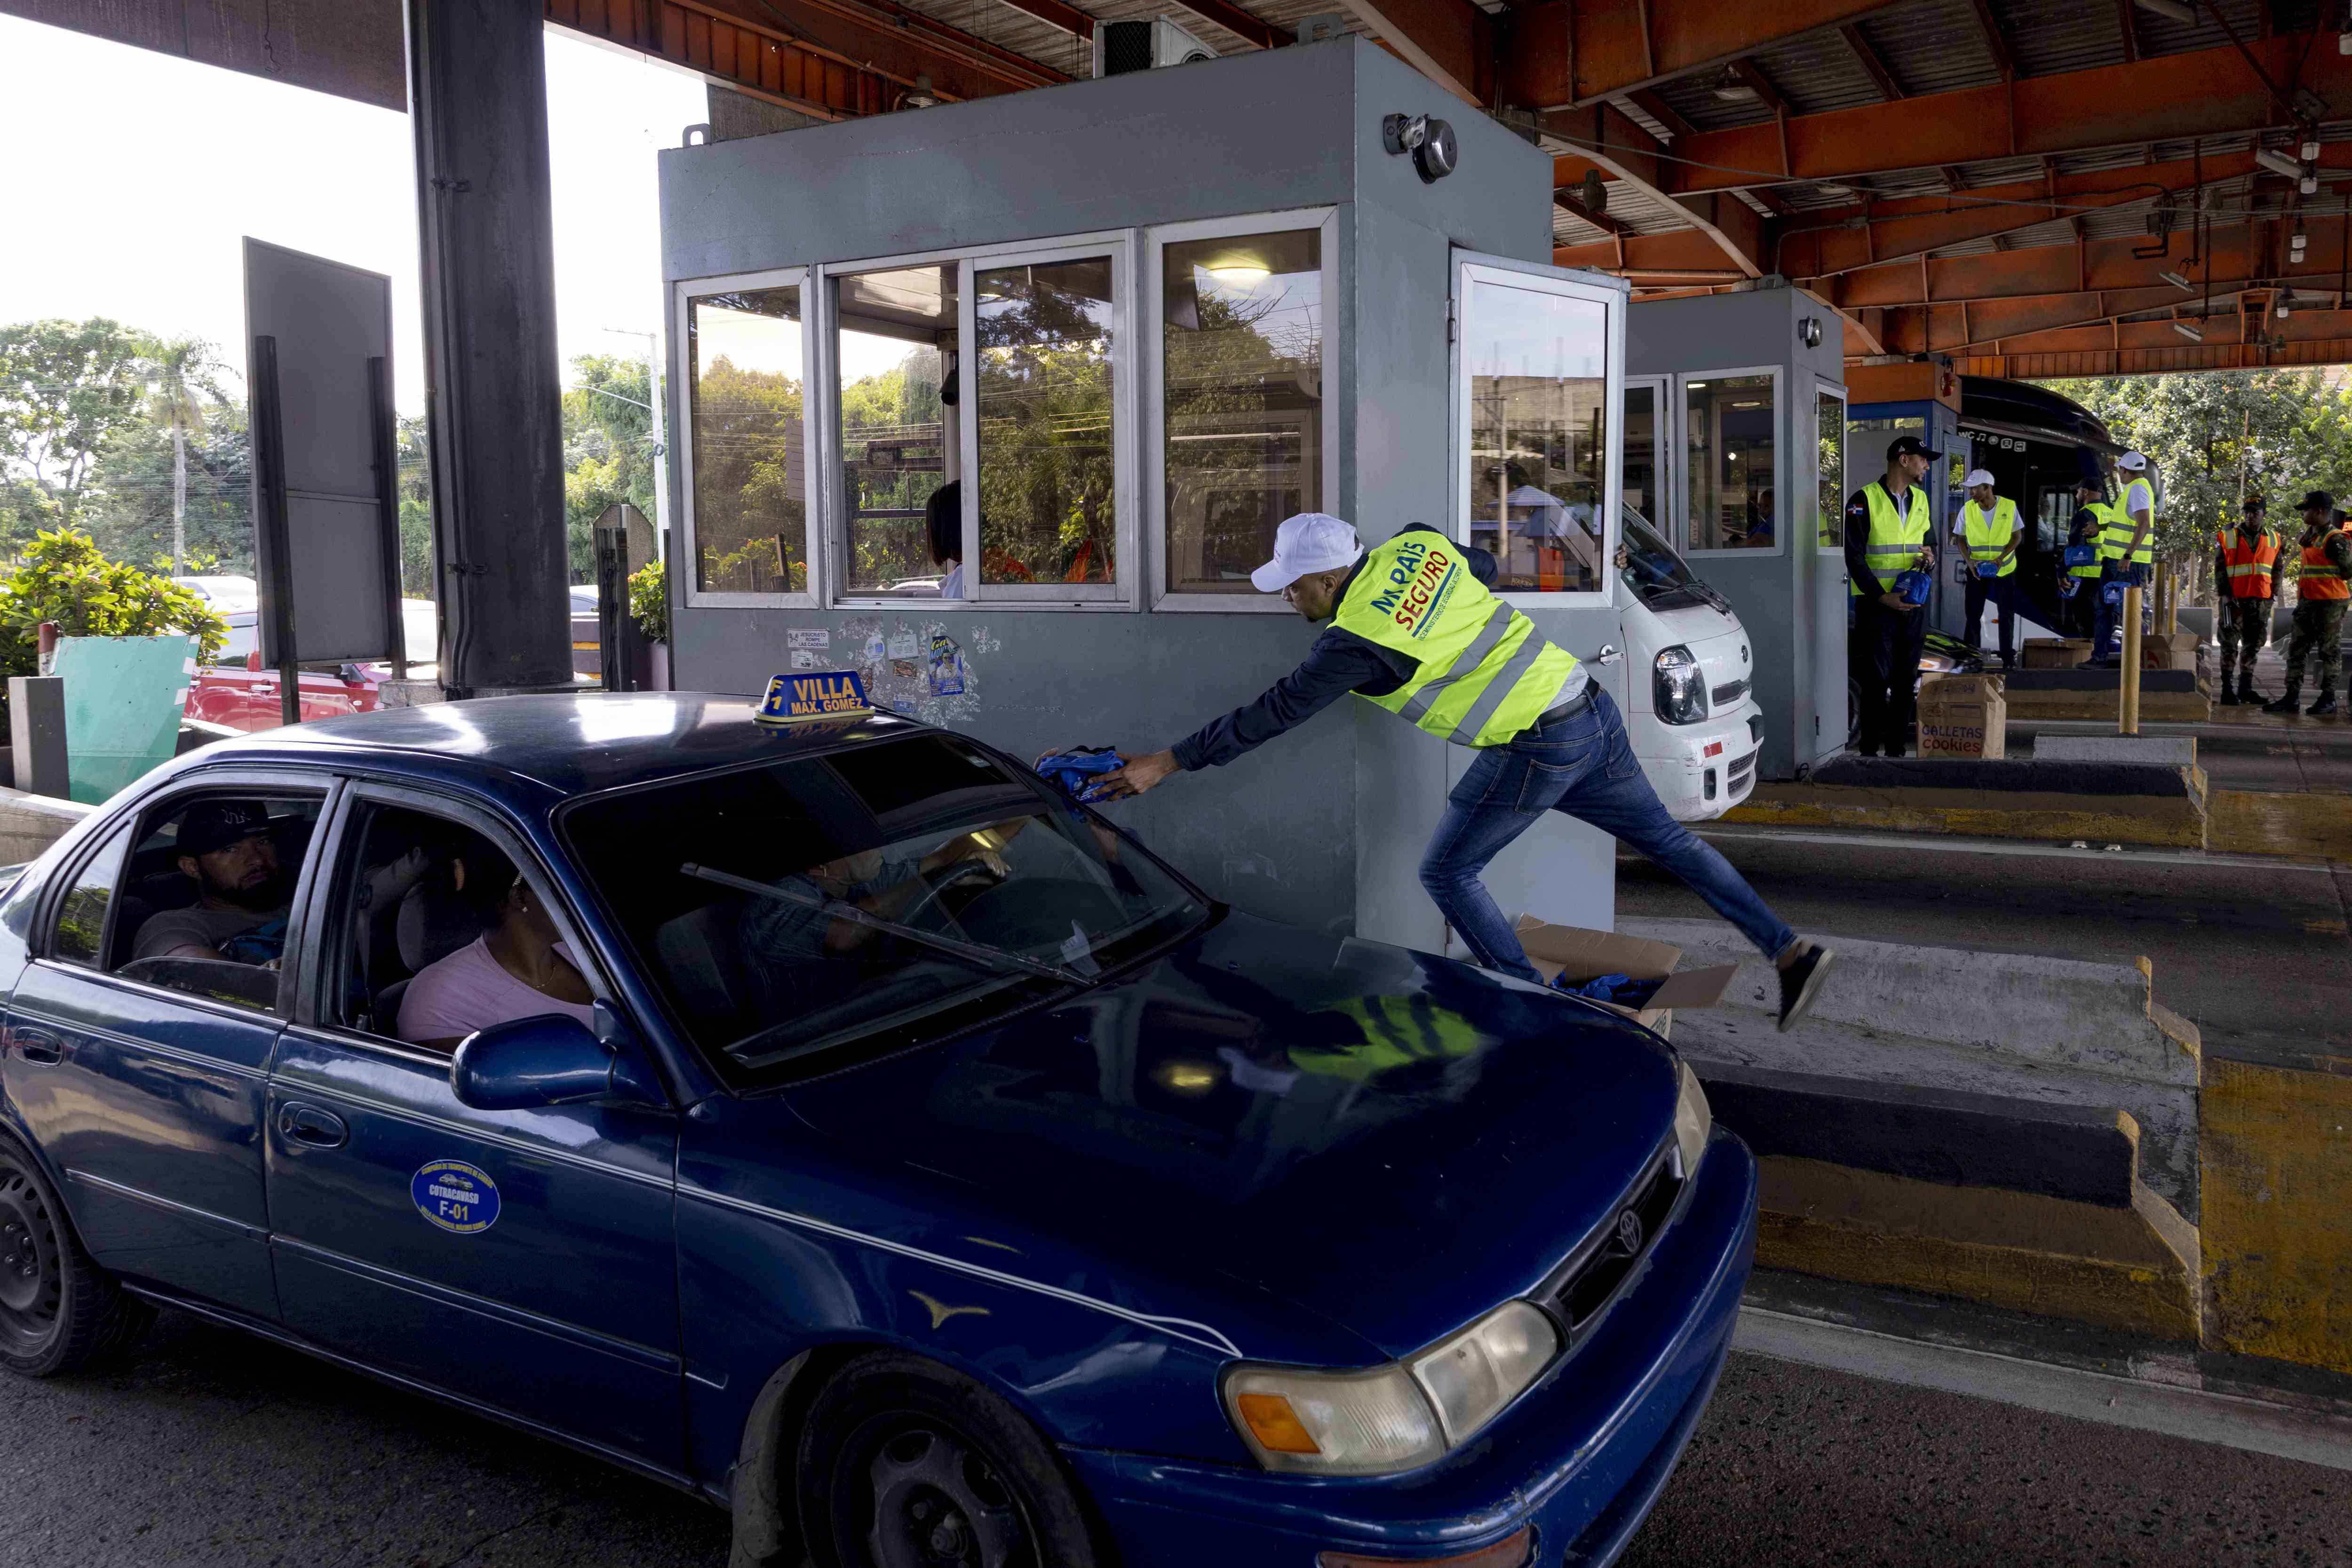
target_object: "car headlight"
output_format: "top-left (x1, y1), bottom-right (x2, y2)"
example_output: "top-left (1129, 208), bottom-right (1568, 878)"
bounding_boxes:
top-left (1224, 1301), bottom-right (1560, 1475)
top-left (1653, 645), bottom-right (1708, 724)
top-left (1673, 1059), bottom-right (1712, 1179)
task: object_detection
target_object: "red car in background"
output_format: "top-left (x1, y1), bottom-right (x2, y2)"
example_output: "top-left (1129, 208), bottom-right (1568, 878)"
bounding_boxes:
top-left (186, 598), bottom-right (443, 732)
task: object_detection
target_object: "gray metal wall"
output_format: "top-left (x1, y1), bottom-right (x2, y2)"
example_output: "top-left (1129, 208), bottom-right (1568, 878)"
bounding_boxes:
top-left (1628, 287), bottom-right (1849, 778)
top-left (660, 38), bottom-right (1597, 945)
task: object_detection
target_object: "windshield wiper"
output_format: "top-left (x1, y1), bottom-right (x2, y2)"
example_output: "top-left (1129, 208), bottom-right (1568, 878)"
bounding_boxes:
top-left (679, 862), bottom-right (1089, 985)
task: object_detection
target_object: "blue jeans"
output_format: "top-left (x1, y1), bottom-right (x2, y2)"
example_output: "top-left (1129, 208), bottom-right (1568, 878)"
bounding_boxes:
top-left (2092, 564), bottom-right (2149, 660)
top-left (1419, 686), bottom-right (1799, 986)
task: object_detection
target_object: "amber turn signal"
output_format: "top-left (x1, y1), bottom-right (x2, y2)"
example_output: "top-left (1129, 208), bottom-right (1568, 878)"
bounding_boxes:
top-left (1234, 1392), bottom-right (1322, 1454)
top-left (1316, 1524), bottom-right (1534, 1568)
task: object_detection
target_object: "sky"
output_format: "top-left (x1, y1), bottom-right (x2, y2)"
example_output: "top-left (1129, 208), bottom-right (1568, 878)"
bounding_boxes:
top-left (0, 16), bottom-right (707, 414)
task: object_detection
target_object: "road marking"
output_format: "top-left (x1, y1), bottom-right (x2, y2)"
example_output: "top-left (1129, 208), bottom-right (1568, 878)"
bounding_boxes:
top-left (1688, 823), bottom-right (2340, 874)
top-left (1735, 1307), bottom-right (2352, 1472)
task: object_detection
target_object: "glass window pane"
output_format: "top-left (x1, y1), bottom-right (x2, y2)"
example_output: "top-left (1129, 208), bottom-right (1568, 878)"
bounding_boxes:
top-left (1465, 279), bottom-right (1608, 592)
top-left (689, 287), bottom-right (806, 595)
top-left (1684, 374), bottom-right (1776, 552)
top-left (53, 827), bottom-right (130, 968)
top-left (1623, 384), bottom-right (1659, 525)
top-left (976, 257), bottom-right (1116, 586)
top-left (1816, 390), bottom-right (1845, 549)
top-left (1162, 229), bottom-right (1322, 594)
top-left (836, 263), bottom-right (959, 597)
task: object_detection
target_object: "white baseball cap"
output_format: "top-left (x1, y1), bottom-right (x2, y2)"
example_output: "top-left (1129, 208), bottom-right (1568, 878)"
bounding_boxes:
top-left (1249, 512), bottom-right (1364, 592)
top-left (2117, 450), bottom-right (2149, 471)
top-left (1963, 469), bottom-right (1996, 489)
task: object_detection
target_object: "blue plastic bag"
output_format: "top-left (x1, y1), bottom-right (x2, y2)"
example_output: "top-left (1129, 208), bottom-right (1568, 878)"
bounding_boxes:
top-left (2102, 581), bottom-right (2126, 606)
top-left (1892, 568), bottom-right (1933, 606)
top-left (1975, 561), bottom-right (2000, 580)
top-left (1552, 972), bottom-right (1666, 1008)
top-left (2063, 543), bottom-right (2099, 567)
top-left (1036, 747), bottom-right (1127, 804)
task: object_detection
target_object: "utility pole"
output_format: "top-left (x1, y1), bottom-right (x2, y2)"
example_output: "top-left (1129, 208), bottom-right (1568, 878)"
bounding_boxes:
top-left (604, 327), bottom-right (669, 561)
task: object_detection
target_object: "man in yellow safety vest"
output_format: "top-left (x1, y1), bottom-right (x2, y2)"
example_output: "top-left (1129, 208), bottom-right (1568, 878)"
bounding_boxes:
top-left (1955, 468), bottom-right (2023, 668)
top-left (2062, 476), bottom-right (2108, 639)
top-left (1843, 434), bottom-right (1939, 756)
top-left (1093, 513), bottom-right (1835, 1030)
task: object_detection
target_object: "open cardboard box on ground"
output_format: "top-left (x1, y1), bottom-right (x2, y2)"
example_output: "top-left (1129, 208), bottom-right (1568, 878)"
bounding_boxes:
top-left (2021, 637), bottom-right (2092, 669)
top-left (1916, 672), bottom-right (2008, 758)
top-left (1513, 914), bottom-right (1738, 1041)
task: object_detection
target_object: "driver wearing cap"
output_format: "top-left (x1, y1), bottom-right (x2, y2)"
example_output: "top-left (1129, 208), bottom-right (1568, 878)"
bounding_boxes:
top-left (133, 800), bottom-right (293, 964)
top-left (1088, 514), bottom-right (1835, 1032)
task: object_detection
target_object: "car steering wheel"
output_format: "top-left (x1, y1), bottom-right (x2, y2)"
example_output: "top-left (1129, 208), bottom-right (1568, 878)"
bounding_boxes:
top-left (894, 857), bottom-right (1003, 933)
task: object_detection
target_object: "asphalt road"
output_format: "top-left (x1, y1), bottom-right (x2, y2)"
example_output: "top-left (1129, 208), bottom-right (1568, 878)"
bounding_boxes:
top-left (1622, 830), bottom-right (2352, 1065)
top-left (4, 1310), bottom-right (2347, 1568)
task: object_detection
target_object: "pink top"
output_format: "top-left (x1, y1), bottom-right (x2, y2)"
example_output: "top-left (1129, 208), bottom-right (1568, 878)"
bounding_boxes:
top-left (398, 936), bottom-right (598, 1044)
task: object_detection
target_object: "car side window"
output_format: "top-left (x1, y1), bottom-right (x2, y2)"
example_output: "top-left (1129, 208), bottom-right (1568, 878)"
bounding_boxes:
top-left (334, 802), bottom-right (602, 1055)
top-left (106, 793), bottom-right (325, 1013)
top-left (49, 825), bottom-right (133, 969)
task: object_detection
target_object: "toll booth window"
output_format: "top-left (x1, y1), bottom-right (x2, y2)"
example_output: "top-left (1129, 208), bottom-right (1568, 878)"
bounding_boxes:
top-left (1161, 228), bottom-right (1323, 593)
top-left (1684, 374), bottom-right (1776, 553)
top-left (835, 263), bottom-right (960, 597)
top-left (688, 285), bottom-right (808, 594)
top-left (1816, 389), bottom-right (1845, 549)
top-left (1463, 278), bottom-right (1608, 591)
top-left (976, 257), bottom-right (1117, 588)
top-left (1624, 384), bottom-right (1661, 523)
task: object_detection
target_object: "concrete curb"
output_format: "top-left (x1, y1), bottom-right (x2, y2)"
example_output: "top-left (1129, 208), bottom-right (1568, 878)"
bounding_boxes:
top-left (1732, 769), bottom-right (2209, 849)
top-left (2208, 788), bottom-right (2352, 862)
top-left (0, 785), bottom-right (92, 867)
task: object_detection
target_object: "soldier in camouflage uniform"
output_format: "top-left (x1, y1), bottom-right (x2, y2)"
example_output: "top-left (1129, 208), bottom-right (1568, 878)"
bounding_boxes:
top-left (2214, 494), bottom-right (2282, 705)
top-left (2265, 491), bottom-right (2352, 716)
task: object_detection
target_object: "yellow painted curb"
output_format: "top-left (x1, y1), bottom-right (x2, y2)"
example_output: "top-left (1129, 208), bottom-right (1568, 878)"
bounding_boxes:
top-left (1755, 1155), bottom-right (2202, 1342)
top-left (2201, 1057), bottom-right (2352, 1376)
top-left (2005, 692), bottom-right (2213, 723)
top-left (1726, 787), bottom-right (2208, 849)
top-left (2208, 790), bottom-right (2352, 863)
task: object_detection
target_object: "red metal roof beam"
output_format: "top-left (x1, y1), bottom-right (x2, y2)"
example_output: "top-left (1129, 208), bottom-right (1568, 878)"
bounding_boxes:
top-left (1499, 0), bottom-right (1905, 110)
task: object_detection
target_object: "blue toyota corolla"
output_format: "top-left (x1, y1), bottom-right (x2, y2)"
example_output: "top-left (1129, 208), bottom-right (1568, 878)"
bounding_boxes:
top-left (0, 693), bottom-right (1755, 1568)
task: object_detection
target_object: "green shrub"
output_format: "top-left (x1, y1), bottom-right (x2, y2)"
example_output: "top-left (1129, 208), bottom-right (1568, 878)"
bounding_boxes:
top-left (627, 558), bottom-right (668, 643)
top-left (0, 528), bottom-right (229, 727)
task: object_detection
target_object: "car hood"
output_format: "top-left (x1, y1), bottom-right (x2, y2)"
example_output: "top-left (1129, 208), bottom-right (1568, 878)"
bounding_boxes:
top-left (771, 911), bottom-right (1679, 1361)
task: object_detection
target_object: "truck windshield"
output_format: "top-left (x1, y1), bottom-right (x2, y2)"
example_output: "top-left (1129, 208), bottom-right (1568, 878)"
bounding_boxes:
top-left (561, 734), bottom-right (1210, 1082)
top-left (1619, 509), bottom-right (1717, 612)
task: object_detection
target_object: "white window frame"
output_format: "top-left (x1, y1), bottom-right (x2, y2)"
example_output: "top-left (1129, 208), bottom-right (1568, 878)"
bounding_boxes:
top-left (673, 265), bottom-right (819, 610)
top-left (1622, 372), bottom-right (1673, 535)
top-left (1675, 364), bottom-right (1784, 560)
top-left (1449, 251), bottom-right (1624, 610)
top-left (1812, 378), bottom-right (1848, 556)
top-left (818, 231), bottom-right (1138, 612)
top-left (1145, 207), bottom-right (1342, 613)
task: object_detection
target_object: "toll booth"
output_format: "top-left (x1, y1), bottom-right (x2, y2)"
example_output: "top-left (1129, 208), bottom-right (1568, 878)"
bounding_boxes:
top-left (1844, 360), bottom-right (1970, 645)
top-left (1626, 287), bottom-right (1851, 779)
top-left (657, 36), bottom-right (1633, 950)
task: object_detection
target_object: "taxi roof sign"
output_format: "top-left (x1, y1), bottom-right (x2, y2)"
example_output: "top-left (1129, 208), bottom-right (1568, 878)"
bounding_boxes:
top-left (757, 669), bottom-right (875, 725)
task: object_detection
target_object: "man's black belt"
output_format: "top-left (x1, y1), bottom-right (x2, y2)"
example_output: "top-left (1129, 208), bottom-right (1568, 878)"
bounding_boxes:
top-left (1533, 685), bottom-right (1594, 727)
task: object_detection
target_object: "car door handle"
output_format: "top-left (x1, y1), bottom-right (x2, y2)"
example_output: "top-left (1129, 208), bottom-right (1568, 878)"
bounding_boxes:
top-left (277, 1104), bottom-right (349, 1149)
top-left (6, 1027), bottom-right (67, 1066)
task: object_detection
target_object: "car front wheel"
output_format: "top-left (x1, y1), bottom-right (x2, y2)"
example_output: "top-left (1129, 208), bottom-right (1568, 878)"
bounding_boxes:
top-left (0, 1135), bottom-right (150, 1377)
top-left (796, 1351), bottom-right (1102, 1568)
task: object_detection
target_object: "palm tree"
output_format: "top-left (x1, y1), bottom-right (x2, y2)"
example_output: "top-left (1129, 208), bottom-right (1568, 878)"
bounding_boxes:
top-left (135, 335), bottom-right (228, 573)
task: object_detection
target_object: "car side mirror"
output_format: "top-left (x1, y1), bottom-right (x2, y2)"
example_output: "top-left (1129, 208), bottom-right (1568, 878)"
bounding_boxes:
top-left (450, 1003), bottom-right (663, 1111)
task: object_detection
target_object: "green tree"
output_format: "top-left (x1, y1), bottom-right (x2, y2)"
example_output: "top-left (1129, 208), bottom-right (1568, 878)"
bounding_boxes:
top-left (80, 406), bottom-right (254, 577)
top-left (562, 354), bottom-right (660, 584)
top-left (0, 318), bottom-right (150, 534)
top-left (397, 414), bottom-right (436, 597)
top-left (2042, 369), bottom-right (2352, 592)
top-left (134, 334), bottom-right (232, 572)
top-left (0, 527), bottom-right (228, 728)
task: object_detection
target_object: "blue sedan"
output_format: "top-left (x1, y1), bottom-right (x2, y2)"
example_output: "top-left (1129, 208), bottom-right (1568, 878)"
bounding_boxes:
top-left (0, 693), bottom-right (1755, 1568)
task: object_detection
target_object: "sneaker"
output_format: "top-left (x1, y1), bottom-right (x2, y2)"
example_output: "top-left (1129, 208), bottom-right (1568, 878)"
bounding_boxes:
top-left (2263, 693), bottom-right (2303, 714)
top-left (2218, 686), bottom-right (2242, 706)
top-left (2309, 695), bottom-right (2339, 716)
top-left (1777, 943), bottom-right (1833, 1033)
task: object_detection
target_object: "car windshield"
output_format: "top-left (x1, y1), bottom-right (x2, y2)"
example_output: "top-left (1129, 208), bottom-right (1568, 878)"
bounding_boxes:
top-left (1619, 508), bottom-right (1716, 611)
top-left (562, 732), bottom-right (1210, 1080)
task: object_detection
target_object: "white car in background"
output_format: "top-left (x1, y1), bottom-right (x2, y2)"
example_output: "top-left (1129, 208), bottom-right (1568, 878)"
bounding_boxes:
top-left (1613, 509), bottom-right (1763, 822)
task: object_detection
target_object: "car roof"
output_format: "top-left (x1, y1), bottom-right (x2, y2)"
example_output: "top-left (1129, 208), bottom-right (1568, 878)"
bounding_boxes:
top-left (205, 692), bottom-right (931, 802)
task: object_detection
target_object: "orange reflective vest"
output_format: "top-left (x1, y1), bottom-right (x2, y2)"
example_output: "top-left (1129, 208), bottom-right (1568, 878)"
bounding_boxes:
top-left (2300, 529), bottom-right (2350, 601)
top-left (2218, 525), bottom-right (2278, 599)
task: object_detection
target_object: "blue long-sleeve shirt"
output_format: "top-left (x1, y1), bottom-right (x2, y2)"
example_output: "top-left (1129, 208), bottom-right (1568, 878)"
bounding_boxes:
top-left (1172, 527), bottom-right (1510, 772)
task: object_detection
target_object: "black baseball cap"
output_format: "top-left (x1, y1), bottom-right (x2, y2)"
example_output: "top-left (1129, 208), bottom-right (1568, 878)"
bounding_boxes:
top-left (2303, 490), bottom-right (2336, 512)
top-left (2243, 494), bottom-right (2266, 511)
top-left (1887, 435), bottom-right (1939, 462)
top-left (178, 800), bottom-right (272, 858)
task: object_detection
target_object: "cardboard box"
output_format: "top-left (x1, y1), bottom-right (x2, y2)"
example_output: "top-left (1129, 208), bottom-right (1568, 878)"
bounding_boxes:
top-left (2142, 629), bottom-right (2199, 672)
top-left (2021, 637), bottom-right (2093, 669)
top-left (1917, 672), bottom-right (2007, 758)
top-left (1512, 914), bottom-right (1737, 1041)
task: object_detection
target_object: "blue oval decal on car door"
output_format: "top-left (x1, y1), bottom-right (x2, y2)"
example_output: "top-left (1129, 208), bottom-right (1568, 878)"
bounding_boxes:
top-left (412, 1159), bottom-right (501, 1234)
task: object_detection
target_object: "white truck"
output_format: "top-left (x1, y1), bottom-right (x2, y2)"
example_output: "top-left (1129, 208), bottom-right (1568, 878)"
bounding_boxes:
top-left (1613, 506), bottom-right (1764, 821)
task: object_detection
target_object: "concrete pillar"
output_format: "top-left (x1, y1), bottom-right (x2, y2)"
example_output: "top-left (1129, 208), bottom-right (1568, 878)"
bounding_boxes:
top-left (405, 0), bottom-right (572, 695)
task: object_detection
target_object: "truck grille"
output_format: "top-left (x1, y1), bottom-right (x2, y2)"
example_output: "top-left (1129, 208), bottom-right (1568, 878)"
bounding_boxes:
top-left (1535, 1142), bottom-right (1684, 1337)
top-left (1711, 678), bottom-right (1749, 706)
top-left (1728, 750), bottom-right (1756, 786)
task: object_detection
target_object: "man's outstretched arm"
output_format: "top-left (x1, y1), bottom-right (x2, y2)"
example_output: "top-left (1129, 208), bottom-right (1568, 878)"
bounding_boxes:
top-left (1096, 634), bottom-right (1397, 798)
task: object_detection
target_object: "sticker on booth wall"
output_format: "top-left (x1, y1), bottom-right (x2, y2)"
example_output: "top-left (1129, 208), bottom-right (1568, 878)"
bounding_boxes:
top-left (791, 650), bottom-right (820, 670)
top-left (412, 1159), bottom-right (501, 1235)
top-left (787, 628), bottom-right (829, 652)
top-left (887, 629), bottom-right (922, 660)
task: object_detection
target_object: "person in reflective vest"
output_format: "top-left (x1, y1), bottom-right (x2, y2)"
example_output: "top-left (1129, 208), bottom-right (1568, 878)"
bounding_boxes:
top-left (2265, 491), bottom-right (2352, 716)
top-left (2091, 494), bottom-right (2157, 667)
top-left (1955, 469), bottom-right (2022, 667)
top-left (1843, 435), bottom-right (1939, 756)
top-left (2060, 477), bottom-right (2107, 639)
top-left (1091, 512), bottom-right (1834, 1030)
top-left (2214, 494), bottom-right (2282, 706)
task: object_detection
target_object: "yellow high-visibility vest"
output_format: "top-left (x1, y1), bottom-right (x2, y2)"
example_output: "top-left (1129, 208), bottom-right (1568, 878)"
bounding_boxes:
top-left (1961, 497), bottom-right (2019, 579)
